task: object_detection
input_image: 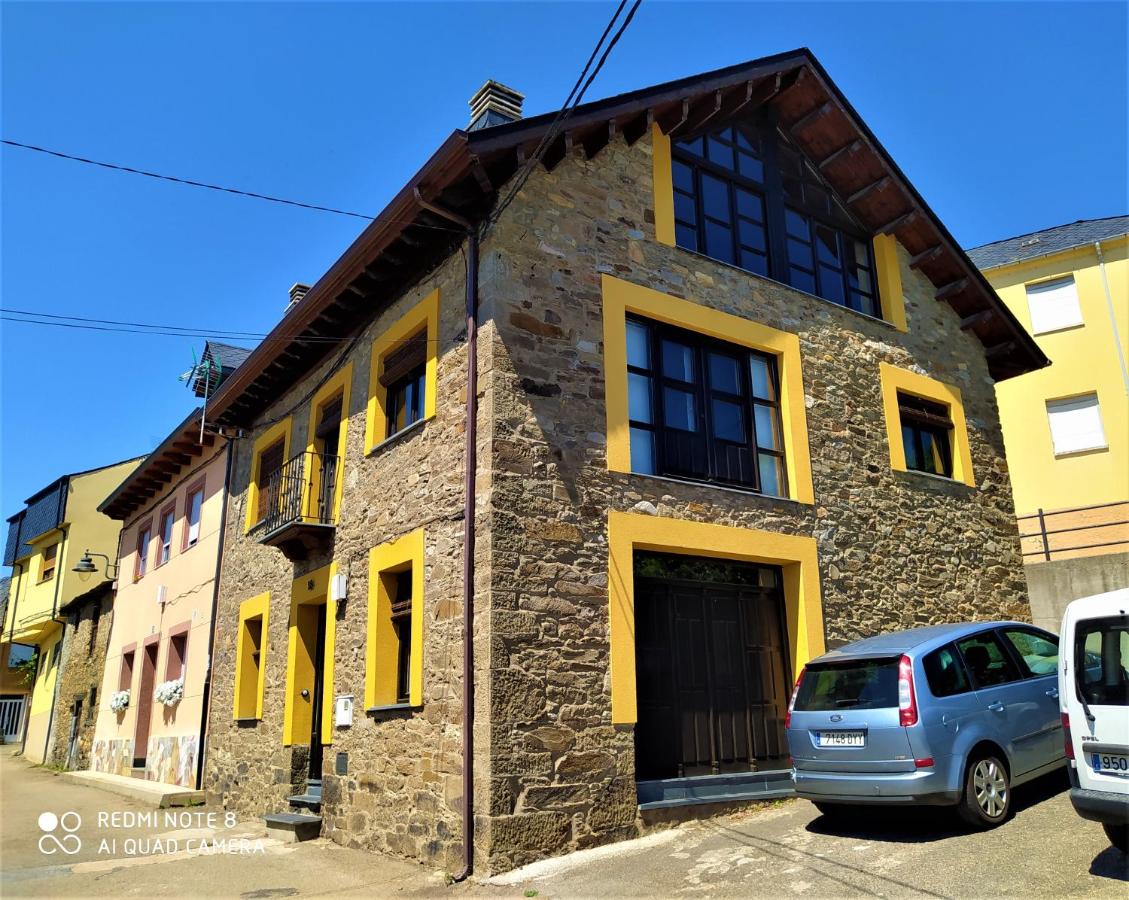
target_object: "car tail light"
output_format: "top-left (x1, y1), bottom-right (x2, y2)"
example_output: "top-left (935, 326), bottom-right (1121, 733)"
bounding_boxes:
top-left (914, 758), bottom-right (935, 768)
top-left (785, 666), bottom-right (806, 729)
top-left (1062, 712), bottom-right (1074, 760)
top-left (898, 655), bottom-right (918, 727)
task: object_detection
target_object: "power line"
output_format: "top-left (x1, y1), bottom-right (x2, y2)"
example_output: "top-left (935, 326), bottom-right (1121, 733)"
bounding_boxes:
top-left (1, 138), bottom-right (463, 231)
top-left (1, 306), bottom-right (268, 336)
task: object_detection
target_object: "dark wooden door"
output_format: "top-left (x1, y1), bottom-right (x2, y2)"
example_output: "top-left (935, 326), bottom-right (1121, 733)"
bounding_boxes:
top-left (308, 604), bottom-right (326, 780)
top-left (133, 643), bottom-right (159, 767)
top-left (634, 563), bottom-right (790, 781)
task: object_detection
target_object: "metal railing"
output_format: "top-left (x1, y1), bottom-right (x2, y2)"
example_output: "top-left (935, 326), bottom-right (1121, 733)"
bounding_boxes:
top-left (1018, 500), bottom-right (1129, 562)
top-left (255, 450), bottom-right (340, 536)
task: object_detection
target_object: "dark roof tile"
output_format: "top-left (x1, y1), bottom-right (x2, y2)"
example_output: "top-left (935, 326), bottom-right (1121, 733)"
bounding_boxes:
top-left (967, 216), bottom-right (1128, 269)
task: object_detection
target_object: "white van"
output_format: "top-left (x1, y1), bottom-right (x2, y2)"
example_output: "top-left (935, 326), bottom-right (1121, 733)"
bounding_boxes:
top-left (1059, 588), bottom-right (1129, 854)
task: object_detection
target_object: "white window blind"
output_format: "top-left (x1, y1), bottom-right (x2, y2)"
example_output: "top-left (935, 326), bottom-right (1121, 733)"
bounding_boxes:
top-left (1046, 394), bottom-right (1106, 455)
top-left (1025, 276), bottom-right (1083, 335)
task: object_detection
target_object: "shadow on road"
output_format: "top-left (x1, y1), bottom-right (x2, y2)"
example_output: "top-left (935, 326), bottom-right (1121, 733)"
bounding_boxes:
top-left (803, 768), bottom-right (1070, 844)
top-left (1089, 846), bottom-right (1129, 882)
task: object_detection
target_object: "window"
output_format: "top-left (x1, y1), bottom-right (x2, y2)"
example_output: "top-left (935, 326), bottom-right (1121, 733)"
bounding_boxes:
top-left (87, 687), bottom-right (97, 722)
top-left (245, 417), bottom-right (292, 533)
top-left (671, 119), bottom-right (879, 317)
top-left (234, 593), bottom-right (269, 719)
top-left (1047, 394), bottom-right (1106, 455)
top-left (923, 644), bottom-right (972, 697)
top-left (387, 362), bottom-right (426, 436)
top-left (38, 543), bottom-right (58, 583)
top-left (1076, 615), bottom-right (1128, 707)
top-left (955, 632), bottom-right (1022, 688)
top-left (304, 364), bottom-right (352, 525)
top-left (1026, 276), bottom-right (1083, 335)
top-left (794, 658), bottom-right (900, 711)
top-left (367, 529), bottom-right (424, 709)
top-left (119, 650), bottom-right (135, 691)
top-left (1001, 628), bottom-right (1058, 677)
top-left (134, 521), bottom-right (152, 580)
top-left (626, 316), bottom-right (787, 494)
top-left (897, 393), bottom-right (953, 478)
top-left (165, 630), bottom-right (188, 680)
top-left (87, 605), bottom-right (99, 657)
top-left (7, 644), bottom-right (34, 668)
top-left (184, 482), bottom-right (204, 549)
top-left (157, 505), bottom-right (175, 566)
top-left (255, 438), bottom-right (285, 524)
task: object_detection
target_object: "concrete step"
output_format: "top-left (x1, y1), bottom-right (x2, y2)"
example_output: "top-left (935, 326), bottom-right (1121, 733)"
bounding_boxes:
top-left (287, 793), bottom-right (322, 813)
top-left (636, 768), bottom-right (794, 810)
top-left (306, 778), bottom-right (322, 799)
top-left (264, 812), bottom-right (322, 843)
top-left (62, 770), bottom-right (204, 808)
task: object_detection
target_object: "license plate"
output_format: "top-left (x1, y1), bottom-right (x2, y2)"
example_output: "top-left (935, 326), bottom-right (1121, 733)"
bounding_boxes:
top-left (1091, 752), bottom-right (1129, 773)
top-left (818, 730), bottom-right (865, 747)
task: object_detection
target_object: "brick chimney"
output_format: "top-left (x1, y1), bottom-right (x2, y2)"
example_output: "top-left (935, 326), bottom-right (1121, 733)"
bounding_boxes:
top-left (468, 81), bottom-right (524, 131)
top-left (285, 283), bottom-right (310, 314)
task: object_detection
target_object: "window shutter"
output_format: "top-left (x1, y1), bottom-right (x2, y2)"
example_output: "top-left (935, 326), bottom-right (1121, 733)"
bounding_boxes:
top-left (1047, 394), bottom-right (1106, 455)
top-left (380, 332), bottom-right (427, 388)
top-left (1026, 277), bottom-right (1083, 335)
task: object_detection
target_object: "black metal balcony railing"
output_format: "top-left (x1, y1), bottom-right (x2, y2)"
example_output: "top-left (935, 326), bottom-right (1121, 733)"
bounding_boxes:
top-left (1018, 500), bottom-right (1129, 563)
top-left (256, 450), bottom-right (340, 537)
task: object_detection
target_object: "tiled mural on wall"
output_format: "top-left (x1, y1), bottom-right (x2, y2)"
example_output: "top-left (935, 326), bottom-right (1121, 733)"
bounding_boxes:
top-left (146, 734), bottom-right (198, 787)
top-left (91, 738), bottom-right (132, 776)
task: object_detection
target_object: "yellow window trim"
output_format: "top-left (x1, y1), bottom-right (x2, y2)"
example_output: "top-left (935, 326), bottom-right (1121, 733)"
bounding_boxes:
top-left (872, 233), bottom-right (908, 332)
top-left (233, 592), bottom-right (270, 720)
top-left (366, 528), bottom-right (425, 710)
top-left (653, 124), bottom-right (907, 334)
top-left (281, 562), bottom-right (337, 746)
top-left (304, 362), bottom-right (353, 524)
top-left (244, 417), bottom-right (293, 533)
top-left (364, 290), bottom-right (440, 452)
top-left (608, 510), bottom-right (825, 725)
top-left (878, 362), bottom-right (976, 487)
top-left (601, 274), bottom-right (815, 504)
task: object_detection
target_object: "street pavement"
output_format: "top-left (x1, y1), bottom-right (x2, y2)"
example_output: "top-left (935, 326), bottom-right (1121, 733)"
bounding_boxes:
top-left (2, 747), bottom-right (1125, 897)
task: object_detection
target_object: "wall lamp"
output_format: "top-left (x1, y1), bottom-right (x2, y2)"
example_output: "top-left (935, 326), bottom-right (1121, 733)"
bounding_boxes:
top-left (72, 550), bottom-right (119, 581)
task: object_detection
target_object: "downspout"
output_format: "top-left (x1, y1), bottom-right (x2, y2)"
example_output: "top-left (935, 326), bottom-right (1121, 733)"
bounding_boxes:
top-left (43, 523), bottom-right (69, 764)
top-left (196, 438), bottom-right (234, 790)
top-left (1094, 241), bottom-right (1129, 397)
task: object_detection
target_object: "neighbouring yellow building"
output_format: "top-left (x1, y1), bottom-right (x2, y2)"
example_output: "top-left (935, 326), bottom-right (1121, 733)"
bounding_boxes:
top-left (969, 215), bottom-right (1128, 625)
top-left (2, 457), bottom-right (142, 762)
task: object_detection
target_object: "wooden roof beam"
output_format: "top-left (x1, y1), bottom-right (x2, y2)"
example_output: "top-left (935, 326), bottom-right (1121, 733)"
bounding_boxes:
top-left (846, 175), bottom-right (891, 206)
top-left (879, 208), bottom-right (919, 235)
top-left (622, 108), bottom-right (654, 146)
top-left (909, 245), bottom-right (944, 270)
top-left (670, 91), bottom-right (723, 138)
top-left (960, 309), bottom-right (994, 331)
top-left (986, 340), bottom-right (1017, 359)
top-left (790, 100), bottom-right (834, 134)
top-left (470, 159), bottom-right (493, 194)
top-left (936, 278), bottom-right (970, 302)
top-left (818, 139), bottom-right (862, 171)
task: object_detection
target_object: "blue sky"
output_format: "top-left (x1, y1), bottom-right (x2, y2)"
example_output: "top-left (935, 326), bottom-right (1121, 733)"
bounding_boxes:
top-left (2, 1), bottom-right (1126, 519)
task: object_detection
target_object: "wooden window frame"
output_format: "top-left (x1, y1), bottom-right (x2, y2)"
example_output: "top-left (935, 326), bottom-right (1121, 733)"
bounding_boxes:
top-left (244, 418), bottom-right (292, 533)
top-left (38, 543), bottom-right (58, 583)
top-left (156, 503), bottom-right (176, 568)
top-left (897, 393), bottom-right (954, 478)
top-left (366, 529), bottom-right (425, 710)
top-left (303, 364), bottom-right (353, 524)
top-left (134, 520), bottom-right (153, 581)
top-left (164, 621), bottom-right (190, 681)
top-left (182, 477), bottom-right (206, 552)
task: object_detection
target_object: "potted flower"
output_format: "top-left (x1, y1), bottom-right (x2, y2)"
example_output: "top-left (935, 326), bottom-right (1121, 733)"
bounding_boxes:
top-left (154, 678), bottom-right (184, 708)
top-left (110, 689), bottom-right (130, 713)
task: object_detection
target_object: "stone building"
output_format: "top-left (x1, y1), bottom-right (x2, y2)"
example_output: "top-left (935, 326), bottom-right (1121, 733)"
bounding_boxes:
top-left (200, 50), bottom-right (1047, 875)
top-left (47, 582), bottom-right (112, 769)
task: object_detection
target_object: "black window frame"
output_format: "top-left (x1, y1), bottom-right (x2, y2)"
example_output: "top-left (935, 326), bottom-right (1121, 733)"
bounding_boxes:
top-left (671, 112), bottom-right (880, 319)
top-left (386, 363), bottom-right (426, 438)
top-left (897, 392), bottom-right (954, 478)
top-left (626, 315), bottom-right (787, 496)
top-left (390, 568), bottom-right (413, 705)
top-left (954, 630), bottom-right (1024, 689)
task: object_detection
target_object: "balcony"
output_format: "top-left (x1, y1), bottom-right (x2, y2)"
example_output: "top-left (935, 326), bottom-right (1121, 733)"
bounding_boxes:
top-left (253, 451), bottom-right (340, 561)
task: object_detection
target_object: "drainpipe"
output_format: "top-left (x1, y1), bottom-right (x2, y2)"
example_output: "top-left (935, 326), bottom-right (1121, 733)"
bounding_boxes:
top-left (1094, 241), bottom-right (1129, 397)
top-left (195, 438), bottom-right (234, 790)
top-left (43, 524), bottom-right (70, 764)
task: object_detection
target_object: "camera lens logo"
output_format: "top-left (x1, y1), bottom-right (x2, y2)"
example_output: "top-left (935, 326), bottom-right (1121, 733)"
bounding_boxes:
top-left (38, 811), bottom-right (82, 855)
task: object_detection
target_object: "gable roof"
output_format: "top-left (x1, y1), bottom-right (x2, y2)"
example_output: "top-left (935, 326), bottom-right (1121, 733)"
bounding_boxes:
top-left (204, 48), bottom-right (1048, 428)
top-left (967, 215), bottom-right (1128, 270)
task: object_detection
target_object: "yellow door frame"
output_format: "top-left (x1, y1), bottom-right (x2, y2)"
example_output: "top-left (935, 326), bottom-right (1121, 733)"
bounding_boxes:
top-left (282, 561), bottom-right (337, 746)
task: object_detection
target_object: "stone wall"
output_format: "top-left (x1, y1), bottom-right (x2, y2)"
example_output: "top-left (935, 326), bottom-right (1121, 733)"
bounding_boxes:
top-left (475, 129), bottom-right (1030, 870)
top-left (49, 587), bottom-right (113, 770)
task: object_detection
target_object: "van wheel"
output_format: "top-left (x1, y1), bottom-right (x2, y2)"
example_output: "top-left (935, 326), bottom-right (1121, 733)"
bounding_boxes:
top-left (958, 754), bottom-right (1010, 828)
top-left (1103, 823), bottom-right (1129, 854)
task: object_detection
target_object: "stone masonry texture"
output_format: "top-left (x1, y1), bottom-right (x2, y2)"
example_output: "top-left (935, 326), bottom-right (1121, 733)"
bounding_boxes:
top-left (204, 127), bottom-right (1030, 875)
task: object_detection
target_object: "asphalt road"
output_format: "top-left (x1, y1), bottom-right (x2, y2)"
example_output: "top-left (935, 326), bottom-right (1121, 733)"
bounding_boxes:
top-left (2, 748), bottom-right (1126, 898)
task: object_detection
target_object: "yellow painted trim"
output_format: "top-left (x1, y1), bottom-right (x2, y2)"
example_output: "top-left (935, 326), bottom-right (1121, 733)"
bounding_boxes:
top-left (366, 528), bottom-right (425, 709)
top-left (364, 290), bottom-right (440, 452)
top-left (233, 592), bottom-right (270, 720)
top-left (304, 362), bottom-right (353, 523)
top-left (879, 362), bottom-right (976, 487)
top-left (651, 123), bottom-right (675, 246)
top-left (601, 274), bottom-right (815, 504)
top-left (607, 511), bottom-right (825, 725)
top-left (873, 234), bottom-right (907, 333)
top-left (282, 561), bottom-right (337, 746)
top-left (244, 417), bottom-right (293, 533)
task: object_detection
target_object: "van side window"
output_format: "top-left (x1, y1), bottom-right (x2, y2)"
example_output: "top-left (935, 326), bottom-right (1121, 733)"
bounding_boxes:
top-left (923, 644), bottom-right (971, 697)
top-left (955, 632), bottom-right (1022, 688)
top-left (1076, 615), bottom-right (1129, 707)
top-left (1001, 628), bottom-right (1058, 677)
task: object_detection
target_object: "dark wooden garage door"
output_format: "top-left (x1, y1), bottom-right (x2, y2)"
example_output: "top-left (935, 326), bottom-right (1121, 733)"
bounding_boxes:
top-left (634, 552), bottom-right (791, 780)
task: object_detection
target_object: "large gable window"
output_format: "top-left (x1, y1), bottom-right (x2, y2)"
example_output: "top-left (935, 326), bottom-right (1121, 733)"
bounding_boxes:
top-left (671, 116), bottom-right (879, 318)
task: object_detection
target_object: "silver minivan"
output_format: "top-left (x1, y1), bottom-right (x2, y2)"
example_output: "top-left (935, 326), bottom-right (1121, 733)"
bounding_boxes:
top-left (787, 622), bottom-right (1064, 827)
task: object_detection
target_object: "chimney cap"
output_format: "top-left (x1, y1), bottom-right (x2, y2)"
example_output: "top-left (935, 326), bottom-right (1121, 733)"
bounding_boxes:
top-left (469, 80), bottom-right (524, 131)
top-left (285, 283), bottom-right (311, 314)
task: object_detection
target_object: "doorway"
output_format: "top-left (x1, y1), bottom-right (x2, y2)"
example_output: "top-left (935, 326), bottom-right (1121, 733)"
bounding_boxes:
top-left (66, 697), bottom-right (83, 769)
top-left (633, 551), bottom-right (791, 781)
top-left (292, 601), bottom-right (327, 780)
top-left (133, 642), bottom-right (159, 768)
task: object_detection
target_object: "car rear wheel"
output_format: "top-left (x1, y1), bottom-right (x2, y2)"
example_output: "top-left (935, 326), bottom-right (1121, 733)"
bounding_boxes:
top-left (958, 754), bottom-right (1010, 828)
top-left (1103, 823), bottom-right (1129, 854)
